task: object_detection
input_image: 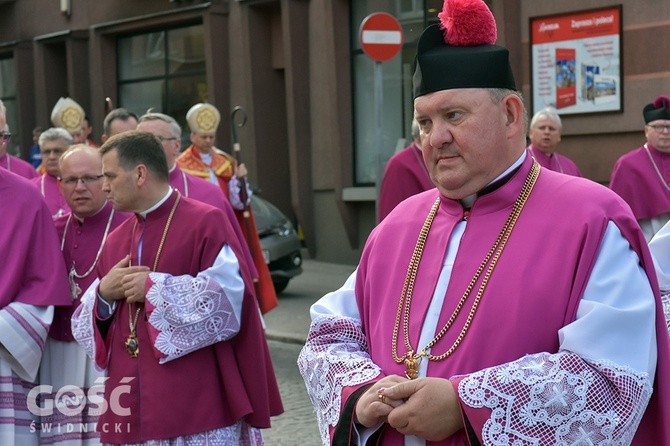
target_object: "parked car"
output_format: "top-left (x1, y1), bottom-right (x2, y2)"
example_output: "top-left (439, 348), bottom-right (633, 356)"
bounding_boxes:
top-left (250, 194), bottom-right (303, 293)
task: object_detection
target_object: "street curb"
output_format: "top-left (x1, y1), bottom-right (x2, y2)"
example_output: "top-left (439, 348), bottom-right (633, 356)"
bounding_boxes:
top-left (265, 330), bottom-right (306, 346)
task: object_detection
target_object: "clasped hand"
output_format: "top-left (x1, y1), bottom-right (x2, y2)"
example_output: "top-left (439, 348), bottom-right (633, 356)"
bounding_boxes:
top-left (99, 255), bottom-right (151, 304)
top-left (355, 376), bottom-right (464, 442)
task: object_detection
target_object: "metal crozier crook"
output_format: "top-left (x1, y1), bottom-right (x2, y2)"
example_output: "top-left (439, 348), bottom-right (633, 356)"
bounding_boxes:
top-left (230, 106), bottom-right (249, 214)
top-left (230, 105), bottom-right (255, 256)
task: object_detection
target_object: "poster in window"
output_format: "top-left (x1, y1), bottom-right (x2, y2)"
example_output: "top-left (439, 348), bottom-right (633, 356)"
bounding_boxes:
top-left (530, 6), bottom-right (622, 115)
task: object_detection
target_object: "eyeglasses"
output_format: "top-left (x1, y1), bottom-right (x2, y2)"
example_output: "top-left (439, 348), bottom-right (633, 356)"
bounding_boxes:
top-left (648, 124), bottom-right (670, 132)
top-left (0, 132), bottom-right (10, 144)
top-left (157, 136), bottom-right (178, 142)
top-left (58, 175), bottom-right (104, 187)
top-left (42, 148), bottom-right (66, 156)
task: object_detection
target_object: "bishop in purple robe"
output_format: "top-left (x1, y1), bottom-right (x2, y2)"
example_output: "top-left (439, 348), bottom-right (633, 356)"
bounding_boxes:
top-left (31, 128), bottom-right (73, 219)
top-left (610, 95), bottom-right (670, 241)
top-left (526, 107), bottom-right (582, 177)
top-left (298, 2), bottom-right (670, 445)
top-left (378, 120), bottom-right (435, 223)
top-left (0, 151), bottom-right (39, 179)
top-left (0, 167), bottom-right (71, 445)
top-left (40, 146), bottom-right (130, 445)
top-left (72, 131), bottom-right (282, 445)
top-left (0, 115), bottom-right (39, 180)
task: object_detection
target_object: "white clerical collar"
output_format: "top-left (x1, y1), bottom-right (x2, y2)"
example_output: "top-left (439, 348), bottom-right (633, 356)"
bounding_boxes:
top-left (138, 187), bottom-right (174, 219)
top-left (169, 163), bottom-right (177, 173)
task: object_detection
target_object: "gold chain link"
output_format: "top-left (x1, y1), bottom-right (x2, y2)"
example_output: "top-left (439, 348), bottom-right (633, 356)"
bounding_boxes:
top-left (128, 191), bottom-right (182, 332)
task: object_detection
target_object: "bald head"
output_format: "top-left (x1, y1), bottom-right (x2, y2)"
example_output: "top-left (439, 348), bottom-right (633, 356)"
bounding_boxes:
top-left (58, 144), bottom-right (107, 218)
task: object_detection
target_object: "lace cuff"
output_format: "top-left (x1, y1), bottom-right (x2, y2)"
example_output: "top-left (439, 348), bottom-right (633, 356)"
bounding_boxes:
top-left (71, 279), bottom-right (107, 370)
top-left (458, 351), bottom-right (652, 445)
top-left (145, 272), bottom-right (241, 364)
top-left (298, 315), bottom-right (382, 445)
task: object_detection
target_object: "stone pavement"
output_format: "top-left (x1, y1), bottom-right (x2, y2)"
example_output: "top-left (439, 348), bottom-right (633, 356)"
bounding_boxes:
top-left (261, 258), bottom-right (356, 445)
top-left (264, 258), bottom-right (356, 345)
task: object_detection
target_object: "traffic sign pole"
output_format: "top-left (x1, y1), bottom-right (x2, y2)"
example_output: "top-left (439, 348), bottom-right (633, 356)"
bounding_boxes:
top-left (375, 61), bottom-right (384, 221)
top-left (359, 12), bottom-right (403, 221)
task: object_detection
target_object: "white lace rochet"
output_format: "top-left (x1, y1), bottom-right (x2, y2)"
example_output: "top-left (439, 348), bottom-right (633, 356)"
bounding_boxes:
top-left (299, 315), bottom-right (653, 446)
top-left (298, 315), bottom-right (382, 445)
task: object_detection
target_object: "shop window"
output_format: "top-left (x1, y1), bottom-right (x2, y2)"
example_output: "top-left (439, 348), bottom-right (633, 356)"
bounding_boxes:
top-left (117, 24), bottom-right (207, 141)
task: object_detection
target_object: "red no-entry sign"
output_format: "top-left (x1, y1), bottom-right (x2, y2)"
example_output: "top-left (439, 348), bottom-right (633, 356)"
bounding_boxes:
top-left (359, 12), bottom-right (403, 62)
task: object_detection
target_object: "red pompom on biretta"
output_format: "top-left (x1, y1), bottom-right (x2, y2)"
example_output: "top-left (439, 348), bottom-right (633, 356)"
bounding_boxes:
top-left (644, 95), bottom-right (670, 123)
top-left (654, 95), bottom-right (670, 110)
top-left (413, 0), bottom-right (515, 98)
top-left (438, 0), bottom-right (497, 46)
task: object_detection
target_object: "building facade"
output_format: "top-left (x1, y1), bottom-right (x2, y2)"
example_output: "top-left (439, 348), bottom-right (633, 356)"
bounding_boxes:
top-left (0, 0), bottom-right (668, 264)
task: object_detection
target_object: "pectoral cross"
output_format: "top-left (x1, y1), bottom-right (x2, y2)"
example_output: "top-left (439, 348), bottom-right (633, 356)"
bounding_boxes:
top-left (68, 267), bottom-right (82, 301)
top-left (404, 356), bottom-right (420, 380)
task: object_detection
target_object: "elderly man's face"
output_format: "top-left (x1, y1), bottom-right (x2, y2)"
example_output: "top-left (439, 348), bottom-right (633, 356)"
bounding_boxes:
top-left (529, 117), bottom-right (561, 154)
top-left (41, 138), bottom-right (69, 177)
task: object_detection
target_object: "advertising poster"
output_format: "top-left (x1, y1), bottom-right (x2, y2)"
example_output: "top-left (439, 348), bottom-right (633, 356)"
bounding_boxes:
top-left (531, 6), bottom-right (622, 115)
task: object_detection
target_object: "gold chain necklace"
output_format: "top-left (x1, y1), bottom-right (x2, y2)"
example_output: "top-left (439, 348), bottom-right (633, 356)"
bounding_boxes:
top-left (126, 191), bottom-right (181, 358)
top-left (392, 161), bottom-right (540, 379)
top-left (61, 209), bottom-right (115, 301)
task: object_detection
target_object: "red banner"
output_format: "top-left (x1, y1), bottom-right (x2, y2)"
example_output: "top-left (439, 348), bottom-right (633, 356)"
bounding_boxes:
top-left (532, 7), bottom-right (620, 45)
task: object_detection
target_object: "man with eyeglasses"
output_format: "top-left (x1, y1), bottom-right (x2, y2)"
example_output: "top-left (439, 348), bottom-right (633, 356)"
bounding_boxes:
top-left (31, 127), bottom-right (72, 219)
top-left (136, 112), bottom-right (257, 281)
top-left (610, 95), bottom-right (670, 241)
top-left (39, 144), bottom-right (129, 445)
top-left (0, 100), bottom-right (39, 179)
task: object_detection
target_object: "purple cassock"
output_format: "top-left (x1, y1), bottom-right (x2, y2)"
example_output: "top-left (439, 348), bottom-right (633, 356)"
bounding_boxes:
top-left (169, 165), bottom-right (258, 279)
top-left (527, 144), bottom-right (582, 177)
top-left (300, 156), bottom-right (670, 445)
top-left (51, 202), bottom-right (130, 341)
top-left (378, 142), bottom-right (435, 222)
top-left (0, 152), bottom-right (39, 180)
top-left (31, 173), bottom-right (69, 219)
top-left (0, 168), bottom-right (71, 443)
top-left (0, 168), bottom-right (70, 309)
top-left (71, 191), bottom-right (282, 444)
top-left (610, 143), bottom-right (670, 220)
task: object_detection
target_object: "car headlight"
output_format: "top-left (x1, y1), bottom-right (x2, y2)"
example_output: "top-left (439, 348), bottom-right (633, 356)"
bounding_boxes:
top-left (276, 222), bottom-right (294, 237)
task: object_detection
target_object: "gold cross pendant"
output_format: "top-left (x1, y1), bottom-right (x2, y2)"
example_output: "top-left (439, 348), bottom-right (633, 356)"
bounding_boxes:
top-left (404, 356), bottom-right (420, 380)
